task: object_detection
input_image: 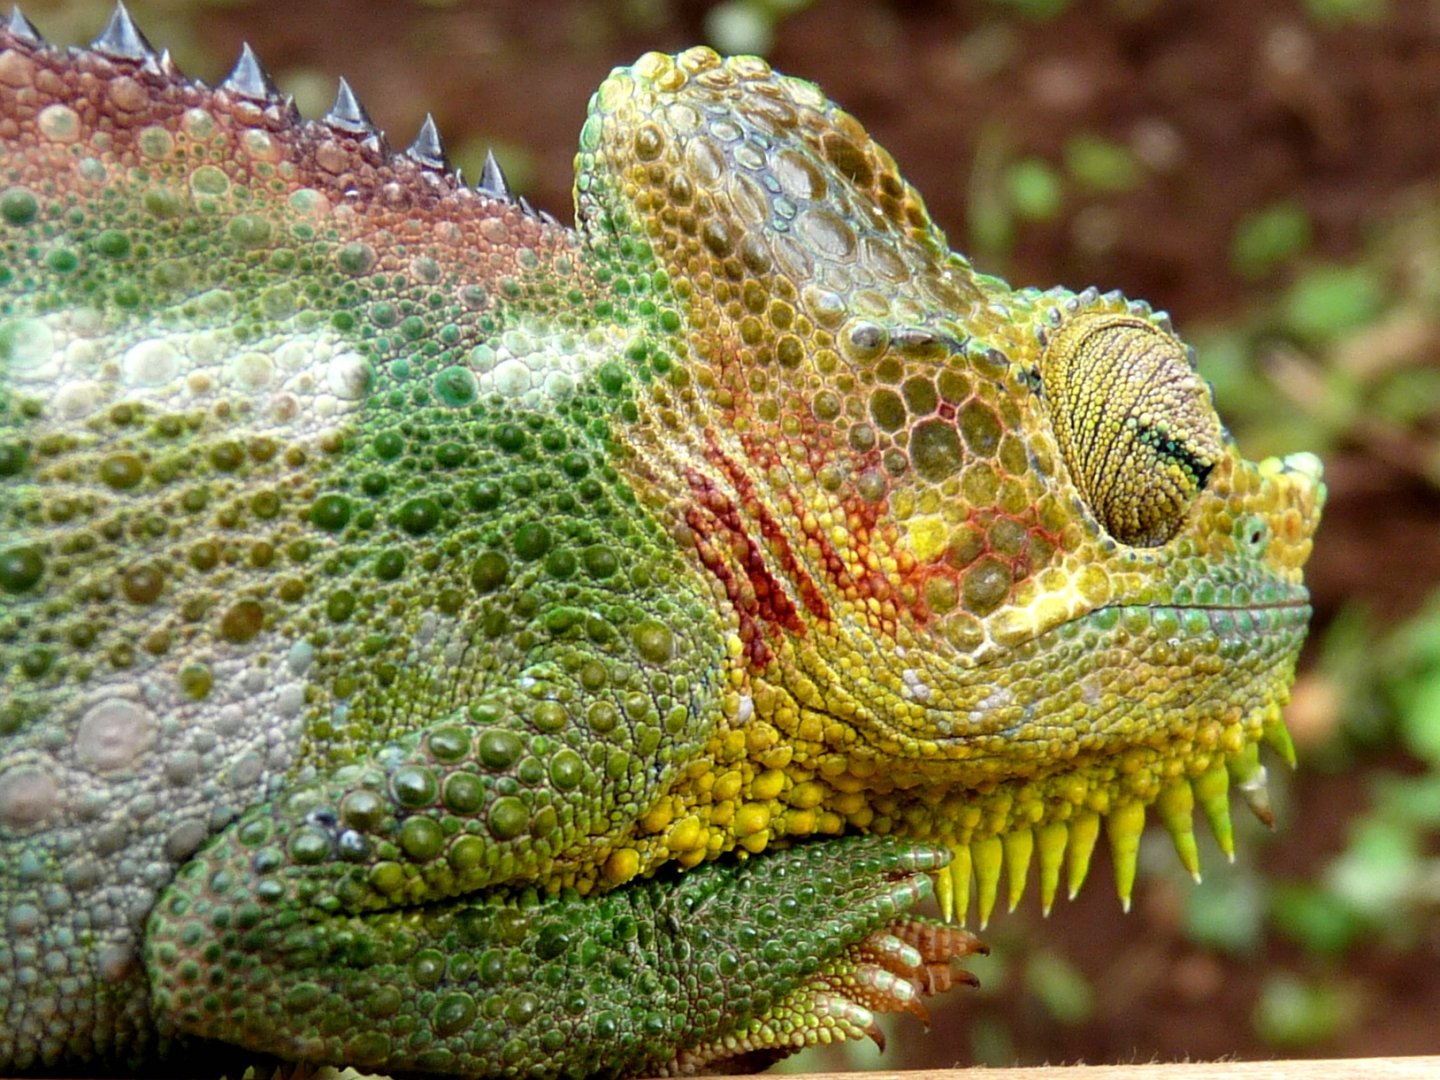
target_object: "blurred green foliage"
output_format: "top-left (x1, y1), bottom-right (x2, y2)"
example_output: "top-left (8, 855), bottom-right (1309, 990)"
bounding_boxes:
top-left (1063, 134), bottom-right (1143, 194)
top-left (703, 0), bottom-right (814, 55)
top-left (1006, 158), bottom-right (1065, 223)
top-left (1232, 202), bottom-right (1314, 281)
top-left (985, 0), bottom-right (1073, 19)
top-left (1252, 974), bottom-right (1357, 1048)
top-left (1283, 265), bottom-right (1387, 343)
top-left (1304, 0), bottom-right (1389, 26)
top-left (1023, 951), bottom-right (1095, 1025)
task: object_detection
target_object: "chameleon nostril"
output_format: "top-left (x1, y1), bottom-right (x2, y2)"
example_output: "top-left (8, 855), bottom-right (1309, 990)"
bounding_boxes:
top-left (1236, 515), bottom-right (1269, 555)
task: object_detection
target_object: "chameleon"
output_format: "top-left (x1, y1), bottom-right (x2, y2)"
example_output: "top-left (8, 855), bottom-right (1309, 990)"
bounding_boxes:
top-left (0, 3), bottom-right (1324, 1077)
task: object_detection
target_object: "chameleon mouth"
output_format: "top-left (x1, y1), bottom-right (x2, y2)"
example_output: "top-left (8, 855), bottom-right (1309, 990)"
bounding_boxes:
top-left (922, 597), bottom-right (1310, 928)
top-left (1122, 593), bottom-right (1313, 639)
top-left (1111, 595), bottom-right (1312, 618)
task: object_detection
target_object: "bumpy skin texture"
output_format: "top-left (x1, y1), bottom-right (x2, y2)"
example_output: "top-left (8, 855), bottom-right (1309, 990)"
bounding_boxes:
top-left (0, 13), bottom-right (1322, 1078)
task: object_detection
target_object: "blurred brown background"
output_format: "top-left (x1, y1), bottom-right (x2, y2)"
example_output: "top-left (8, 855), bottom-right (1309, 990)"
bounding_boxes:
top-left (21, 0), bottom-right (1440, 1070)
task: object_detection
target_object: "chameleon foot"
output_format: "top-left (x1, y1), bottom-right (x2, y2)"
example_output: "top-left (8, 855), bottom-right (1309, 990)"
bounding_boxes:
top-left (662, 914), bottom-right (986, 1073)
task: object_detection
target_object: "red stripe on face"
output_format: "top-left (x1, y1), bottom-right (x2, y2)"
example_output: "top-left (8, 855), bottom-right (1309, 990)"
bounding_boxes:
top-left (683, 468), bottom-right (804, 670)
top-left (710, 435), bottom-right (832, 626)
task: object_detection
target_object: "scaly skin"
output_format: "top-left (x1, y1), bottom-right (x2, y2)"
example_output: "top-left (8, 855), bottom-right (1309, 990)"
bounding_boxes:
top-left (0, 7), bottom-right (1322, 1077)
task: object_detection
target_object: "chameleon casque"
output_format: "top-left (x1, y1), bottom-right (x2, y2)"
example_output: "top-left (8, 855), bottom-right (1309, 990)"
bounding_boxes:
top-left (0, 5), bottom-right (1324, 1077)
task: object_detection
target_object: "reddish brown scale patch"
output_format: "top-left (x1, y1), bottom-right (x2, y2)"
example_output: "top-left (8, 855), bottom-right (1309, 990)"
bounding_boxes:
top-left (0, 30), bottom-right (578, 276)
top-left (683, 467), bottom-right (805, 669)
top-left (683, 499), bottom-right (774, 668)
top-left (761, 444), bottom-right (887, 614)
top-left (720, 434), bottom-right (832, 624)
top-left (731, 428), bottom-right (781, 474)
top-left (768, 420), bottom-right (877, 607)
top-left (786, 485), bottom-right (859, 598)
top-left (902, 506), bottom-right (1064, 624)
top-left (830, 465), bottom-right (906, 617)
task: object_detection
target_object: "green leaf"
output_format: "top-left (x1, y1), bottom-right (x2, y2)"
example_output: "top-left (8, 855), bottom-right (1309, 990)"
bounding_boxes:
top-left (1373, 773), bottom-right (1440, 829)
top-left (1388, 591), bottom-right (1440, 672)
top-left (967, 122), bottom-right (1016, 262)
top-left (1268, 882), bottom-right (1364, 956)
top-left (1006, 158), bottom-right (1064, 222)
top-left (1192, 328), bottom-right (1274, 420)
top-left (1063, 134), bottom-right (1142, 194)
top-left (1252, 974), bottom-right (1351, 1048)
top-left (1023, 949), bottom-right (1094, 1025)
top-left (1231, 202), bottom-right (1312, 279)
top-left (1324, 817), bottom-right (1419, 918)
top-left (1369, 365), bottom-right (1440, 427)
top-left (1398, 667), bottom-right (1440, 767)
top-left (1283, 264), bottom-right (1386, 343)
top-left (1304, 0), bottom-right (1388, 26)
top-left (1182, 865), bottom-right (1266, 955)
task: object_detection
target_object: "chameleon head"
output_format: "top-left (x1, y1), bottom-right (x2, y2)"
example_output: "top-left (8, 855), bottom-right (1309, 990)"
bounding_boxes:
top-left (578, 48), bottom-right (1323, 919)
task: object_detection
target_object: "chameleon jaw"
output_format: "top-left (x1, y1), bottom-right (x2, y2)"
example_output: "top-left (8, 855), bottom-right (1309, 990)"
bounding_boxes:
top-left (850, 591), bottom-right (1313, 928)
top-left (913, 452), bottom-right (1321, 926)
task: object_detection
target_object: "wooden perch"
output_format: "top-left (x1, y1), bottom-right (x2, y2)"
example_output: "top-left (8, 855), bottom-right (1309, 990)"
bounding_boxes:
top-left (749, 1058), bottom-right (1440, 1080)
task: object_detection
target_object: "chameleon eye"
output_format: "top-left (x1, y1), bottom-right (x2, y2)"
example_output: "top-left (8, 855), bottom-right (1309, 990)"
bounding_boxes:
top-left (1039, 312), bottom-right (1224, 547)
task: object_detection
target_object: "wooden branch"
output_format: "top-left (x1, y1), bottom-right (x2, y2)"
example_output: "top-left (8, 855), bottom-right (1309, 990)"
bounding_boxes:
top-left (750, 1058), bottom-right (1440, 1080)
